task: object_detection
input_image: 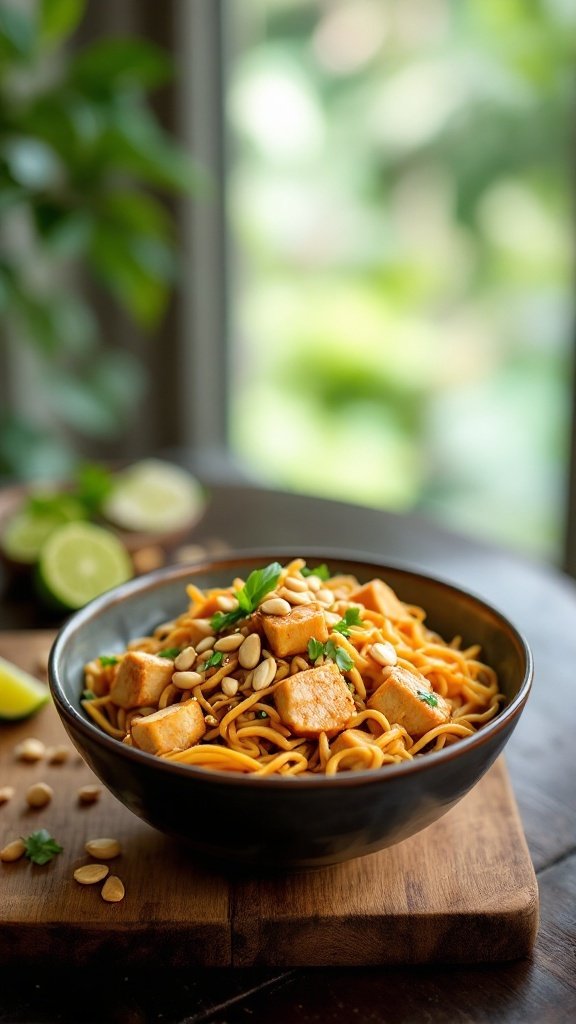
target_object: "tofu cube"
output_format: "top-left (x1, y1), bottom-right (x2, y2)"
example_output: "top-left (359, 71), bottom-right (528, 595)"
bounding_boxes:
top-left (275, 661), bottom-right (355, 738)
top-left (367, 666), bottom-right (450, 738)
top-left (260, 601), bottom-right (329, 658)
top-left (330, 728), bottom-right (375, 754)
top-left (131, 698), bottom-right (206, 755)
top-left (349, 579), bottom-right (410, 622)
top-left (109, 651), bottom-right (174, 710)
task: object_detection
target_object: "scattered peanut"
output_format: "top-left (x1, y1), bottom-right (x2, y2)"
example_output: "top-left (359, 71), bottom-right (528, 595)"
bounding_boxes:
top-left (260, 598), bottom-right (291, 616)
top-left (252, 658), bottom-right (277, 692)
top-left (238, 633), bottom-right (261, 669)
top-left (174, 543), bottom-right (207, 564)
top-left (0, 839), bottom-right (26, 863)
top-left (85, 838), bottom-right (121, 860)
top-left (14, 738), bottom-right (45, 762)
top-left (172, 670), bottom-right (203, 690)
top-left (77, 785), bottom-right (102, 805)
top-left (26, 782), bottom-right (53, 809)
top-left (74, 863), bottom-right (109, 885)
top-left (191, 618), bottom-right (214, 638)
top-left (369, 642), bottom-right (398, 668)
top-left (306, 575), bottom-right (322, 592)
top-left (215, 594), bottom-right (238, 612)
top-left (214, 633), bottom-right (244, 652)
top-left (195, 635), bottom-right (216, 654)
top-left (46, 744), bottom-right (72, 765)
top-left (204, 714), bottom-right (218, 727)
top-left (221, 676), bottom-right (239, 697)
top-left (132, 544), bottom-right (165, 575)
top-left (284, 575), bottom-right (308, 593)
top-left (316, 589), bottom-right (334, 606)
top-left (278, 587), bottom-right (312, 606)
top-left (101, 875), bottom-right (125, 903)
top-left (174, 646), bottom-right (197, 671)
top-left (0, 785), bottom-right (15, 804)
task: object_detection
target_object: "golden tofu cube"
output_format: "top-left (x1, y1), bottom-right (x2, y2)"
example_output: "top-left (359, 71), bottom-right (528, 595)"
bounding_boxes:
top-left (109, 651), bottom-right (174, 710)
top-left (367, 666), bottom-right (450, 738)
top-left (331, 728), bottom-right (375, 754)
top-left (260, 602), bottom-right (328, 658)
top-left (131, 698), bottom-right (206, 755)
top-left (349, 579), bottom-right (409, 622)
top-left (275, 661), bottom-right (355, 738)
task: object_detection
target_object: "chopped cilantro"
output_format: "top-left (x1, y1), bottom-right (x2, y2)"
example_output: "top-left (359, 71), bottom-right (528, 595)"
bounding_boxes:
top-left (204, 650), bottom-right (224, 670)
top-left (417, 690), bottom-right (439, 708)
top-left (308, 638), bottom-right (326, 661)
top-left (301, 563), bottom-right (330, 580)
top-left (325, 639), bottom-right (354, 673)
top-left (99, 655), bottom-right (118, 667)
top-left (23, 829), bottom-right (63, 866)
top-left (211, 563), bottom-right (282, 632)
top-left (255, 710), bottom-right (268, 719)
top-left (308, 637), bottom-right (354, 672)
top-left (333, 607), bottom-right (363, 637)
top-left (81, 689), bottom-right (96, 701)
top-left (157, 647), bottom-right (181, 659)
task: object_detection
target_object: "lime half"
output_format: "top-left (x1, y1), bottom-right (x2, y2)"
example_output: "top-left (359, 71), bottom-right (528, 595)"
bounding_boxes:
top-left (0, 655), bottom-right (50, 720)
top-left (2, 495), bottom-right (88, 565)
top-left (103, 459), bottom-right (203, 533)
top-left (38, 522), bottom-right (133, 610)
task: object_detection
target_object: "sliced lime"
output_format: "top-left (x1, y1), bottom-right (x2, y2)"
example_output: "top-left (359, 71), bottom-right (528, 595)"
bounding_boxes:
top-left (1, 493), bottom-right (88, 565)
top-left (0, 655), bottom-right (50, 720)
top-left (38, 522), bottom-right (132, 610)
top-left (103, 459), bottom-right (203, 533)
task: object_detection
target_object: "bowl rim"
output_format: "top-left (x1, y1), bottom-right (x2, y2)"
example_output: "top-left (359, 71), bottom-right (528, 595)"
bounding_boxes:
top-left (49, 547), bottom-right (534, 790)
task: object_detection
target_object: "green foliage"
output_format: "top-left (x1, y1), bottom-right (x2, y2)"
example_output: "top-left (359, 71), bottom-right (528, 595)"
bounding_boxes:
top-left (0, 0), bottom-right (200, 479)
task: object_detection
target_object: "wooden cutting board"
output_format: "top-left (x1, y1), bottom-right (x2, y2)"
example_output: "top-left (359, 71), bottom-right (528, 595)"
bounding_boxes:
top-left (0, 631), bottom-right (539, 967)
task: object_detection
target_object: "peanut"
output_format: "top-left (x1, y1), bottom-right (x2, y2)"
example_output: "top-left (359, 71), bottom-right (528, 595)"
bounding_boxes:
top-left (238, 633), bottom-right (261, 669)
top-left (214, 633), bottom-right (244, 652)
top-left (101, 875), bottom-right (125, 903)
top-left (172, 670), bottom-right (203, 690)
top-left (0, 785), bottom-right (15, 804)
top-left (77, 785), bottom-right (102, 805)
top-left (26, 782), bottom-right (53, 809)
top-left (370, 642), bottom-right (398, 668)
top-left (85, 838), bottom-right (121, 860)
top-left (14, 738), bottom-right (45, 762)
top-left (0, 839), bottom-right (26, 862)
top-left (260, 598), bottom-right (291, 616)
top-left (174, 646), bottom-right (197, 671)
top-left (74, 864), bottom-right (109, 885)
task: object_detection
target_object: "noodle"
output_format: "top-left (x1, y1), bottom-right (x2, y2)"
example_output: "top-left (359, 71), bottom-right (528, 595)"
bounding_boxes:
top-left (82, 561), bottom-right (505, 775)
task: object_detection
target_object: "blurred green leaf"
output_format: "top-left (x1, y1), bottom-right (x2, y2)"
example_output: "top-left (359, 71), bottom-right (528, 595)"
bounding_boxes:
top-left (0, 414), bottom-right (74, 482)
top-left (0, 4), bottom-right (35, 61)
top-left (2, 137), bottom-right (63, 189)
top-left (32, 202), bottom-right (93, 257)
top-left (101, 190), bottom-right (173, 240)
top-left (89, 225), bottom-right (173, 326)
top-left (40, 0), bottom-right (85, 44)
top-left (69, 37), bottom-right (172, 92)
top-left (46, 348), bottom-right (147, 438)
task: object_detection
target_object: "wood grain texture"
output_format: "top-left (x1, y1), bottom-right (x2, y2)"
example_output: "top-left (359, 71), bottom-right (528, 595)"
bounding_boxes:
top-left (0, 631), bottom-right (538, 968)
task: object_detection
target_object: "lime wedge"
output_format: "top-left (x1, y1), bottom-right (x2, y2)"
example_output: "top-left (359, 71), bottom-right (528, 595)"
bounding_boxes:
top-left (38, 522), bottom-right (133, 610)
top-left (0, 655), bottom-right (50, 720)
top-left (103, 459), bottom-right (203, 533)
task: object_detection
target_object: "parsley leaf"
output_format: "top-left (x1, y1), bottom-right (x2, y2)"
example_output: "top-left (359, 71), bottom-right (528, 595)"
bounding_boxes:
top-left (81, 689), bottom-right (96, 701)
top-left (157, 647), bottom-right (181, 659)
top-left (23, 829), bottom-right (63, 866)
top-left (308, 638), bottom-right (326, 661)
top-left (204, 650), bottom-right (224, 670)
top-left (417, 690), bottom-right (439, 708)
top-left (211, 562), bottom-right (282, 633)
top-left (333, 607), bottom-right (363, 637)
top-left (308, 637), bottom-right (354, 672)
top-left (99, 655), bottom-right (118, 667)
top-left (301, 563), bottom-right (330, 580)
top-left (325, 639), bottom-right (354, 672)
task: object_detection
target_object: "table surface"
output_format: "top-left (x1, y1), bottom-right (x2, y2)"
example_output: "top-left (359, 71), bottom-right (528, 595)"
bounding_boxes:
top-left (1, 482), bottom-right (575, 1024)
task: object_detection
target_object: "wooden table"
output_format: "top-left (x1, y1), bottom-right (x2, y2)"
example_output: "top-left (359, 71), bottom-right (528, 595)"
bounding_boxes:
top-left (1, 482), bottom-right (575, 1023)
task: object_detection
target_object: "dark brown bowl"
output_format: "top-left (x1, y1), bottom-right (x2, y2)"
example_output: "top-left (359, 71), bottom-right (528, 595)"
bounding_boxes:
top-left (48, 551), bottom-right (533, 869)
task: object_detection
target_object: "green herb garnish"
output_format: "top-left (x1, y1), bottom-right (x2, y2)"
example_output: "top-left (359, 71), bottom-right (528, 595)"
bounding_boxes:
top-left (211, 562), bottom-right (282, 633)
top-left (301, 563), bottom-right (330, 580)
top-left (307, 638), bottom-right (326, 661)
top-left (333, 607), bottom-right (363, 637)
top-left (255, 710), bottom-right (268, 719)
top-left (23, 829), bottom-right (63, 866)
top-left (204, 650), bottom-right (224, 670)
top-left (417, 690), bottom-right (439, 708)
top-left (307, 637), bottom-right (354, 673)
top-left (99, 655), bottom-right (118, 667)
top-left (81, 689), bottom-right (96, 701)
top-left (157, 647), bottom-right (181, 659)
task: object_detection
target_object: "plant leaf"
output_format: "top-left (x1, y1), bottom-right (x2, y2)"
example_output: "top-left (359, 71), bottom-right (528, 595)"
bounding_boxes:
top-left (40, 0), bottom-right (86, 44)
top-left (70, 37), bottom-right (172, 92)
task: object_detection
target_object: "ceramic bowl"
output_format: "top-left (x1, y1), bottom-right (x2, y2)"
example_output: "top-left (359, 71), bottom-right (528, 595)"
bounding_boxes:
top-left (49, 552), bottom-right (533, 869)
